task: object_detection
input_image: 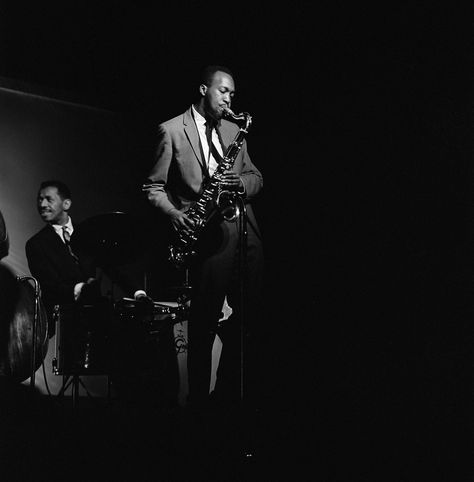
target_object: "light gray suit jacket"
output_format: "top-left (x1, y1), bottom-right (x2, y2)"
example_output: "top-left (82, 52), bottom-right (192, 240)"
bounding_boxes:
top-left (144, 107), bottom-right (263, 237)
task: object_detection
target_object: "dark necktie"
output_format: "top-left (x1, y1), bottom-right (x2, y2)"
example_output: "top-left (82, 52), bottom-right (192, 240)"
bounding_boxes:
top-left (205, 121), bottom-right (224, 164)
top-left (62, 226), bottom-right (79, 263)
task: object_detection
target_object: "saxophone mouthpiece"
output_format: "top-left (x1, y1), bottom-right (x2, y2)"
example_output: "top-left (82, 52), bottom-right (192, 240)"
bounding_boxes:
top-left (223, 108), bottom-right (252, 128)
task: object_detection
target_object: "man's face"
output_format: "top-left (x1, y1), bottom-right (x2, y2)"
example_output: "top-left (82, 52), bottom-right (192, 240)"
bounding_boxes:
top-left (37, 186), bottom-right (70, 225)
top-left (203, 71), bottom-right (235, 120)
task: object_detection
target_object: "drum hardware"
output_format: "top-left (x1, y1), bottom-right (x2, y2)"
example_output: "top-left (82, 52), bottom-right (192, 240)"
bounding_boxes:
top-left (51, 305), bottom-right (61, 376)
top-left (25, 276), bottom-right (40, 387)
top-left (56, 373), bottom-right (98, 409)
top-left (52, 302), bottom-right (113, 408)
top-left (168, 267), bottom-right (193, 305)
top-left (52, 303), bottom-right (111, 376)
top-left (114, 298), bottom-right (188, 340)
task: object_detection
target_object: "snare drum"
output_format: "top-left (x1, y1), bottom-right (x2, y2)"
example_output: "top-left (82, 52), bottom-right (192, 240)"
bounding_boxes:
top-left (114, 298), bottom-right (187, 338)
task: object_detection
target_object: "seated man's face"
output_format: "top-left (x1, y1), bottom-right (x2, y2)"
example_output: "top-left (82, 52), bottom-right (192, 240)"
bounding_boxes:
top-left (37, 187), bottom-right (70, 225)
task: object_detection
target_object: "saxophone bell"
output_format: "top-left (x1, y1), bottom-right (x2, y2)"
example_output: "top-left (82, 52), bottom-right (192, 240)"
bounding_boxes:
top-left (216, 190), bottom-right (240, 222)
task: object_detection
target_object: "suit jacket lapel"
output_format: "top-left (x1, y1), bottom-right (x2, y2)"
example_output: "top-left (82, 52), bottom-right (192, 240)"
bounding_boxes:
top-left (44, 225), bottom-right (67, 252)
top-left (218, 121), bottom-right (234, 152)
top-left (43, 225), bottom-right (83, 275)
top-left (183, 108), bottom-right (209, 176)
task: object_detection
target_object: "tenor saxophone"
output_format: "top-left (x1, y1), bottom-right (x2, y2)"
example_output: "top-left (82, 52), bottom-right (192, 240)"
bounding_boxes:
top-left (168, 108), bottom-right (252, 268)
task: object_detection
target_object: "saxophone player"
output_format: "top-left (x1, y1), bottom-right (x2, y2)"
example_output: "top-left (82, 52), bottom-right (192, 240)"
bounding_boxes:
top-left (143, 65), bottom-right (264, 413)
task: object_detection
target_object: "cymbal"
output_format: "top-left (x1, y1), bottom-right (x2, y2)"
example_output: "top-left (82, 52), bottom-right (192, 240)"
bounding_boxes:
top-left (71, 211), bottom-right (148, 267)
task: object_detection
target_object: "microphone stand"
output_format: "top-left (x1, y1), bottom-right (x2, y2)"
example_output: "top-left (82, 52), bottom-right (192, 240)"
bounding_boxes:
top-left (236, 197), bottom-right (248, 404)
top-left (236, 196), bottom-right (258, 462)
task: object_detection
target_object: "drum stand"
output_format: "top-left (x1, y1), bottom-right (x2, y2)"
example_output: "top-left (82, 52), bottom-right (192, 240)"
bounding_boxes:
top-left (57, 373), bottom-right (95, 409)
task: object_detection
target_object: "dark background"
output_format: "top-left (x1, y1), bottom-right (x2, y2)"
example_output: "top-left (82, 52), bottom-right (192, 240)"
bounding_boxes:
top-left (0, 3), bottom-right (471, 480)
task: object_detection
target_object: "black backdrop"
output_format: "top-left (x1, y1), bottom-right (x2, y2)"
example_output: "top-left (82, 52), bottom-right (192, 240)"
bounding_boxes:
top-left (0, 4), bottom-right (472, 479)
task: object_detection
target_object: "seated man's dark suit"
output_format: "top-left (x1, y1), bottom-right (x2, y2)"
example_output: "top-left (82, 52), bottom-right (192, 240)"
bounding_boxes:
top-left (25, 224), bottom-right (96, 335)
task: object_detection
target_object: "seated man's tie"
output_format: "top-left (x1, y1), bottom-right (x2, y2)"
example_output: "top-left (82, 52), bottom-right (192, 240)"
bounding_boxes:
top-left (62, 226), bottom-right (79, 264)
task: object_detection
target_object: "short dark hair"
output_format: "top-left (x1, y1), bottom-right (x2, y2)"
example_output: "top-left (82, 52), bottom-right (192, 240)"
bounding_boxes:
top-left (200, 65), bottom-right (234, 86)
top-left (39, 180), bottom-right (72, 200)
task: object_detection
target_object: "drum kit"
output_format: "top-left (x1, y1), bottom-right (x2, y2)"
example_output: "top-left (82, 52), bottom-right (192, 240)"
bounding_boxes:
top-left (0, 212), bottom-right (188, 405)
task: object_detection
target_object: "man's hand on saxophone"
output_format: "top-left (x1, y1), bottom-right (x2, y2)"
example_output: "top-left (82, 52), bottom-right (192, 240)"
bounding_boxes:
top-left (218, 170), bottom-right (244, 192)
top-left (168, 208), bottom-right (195, 235)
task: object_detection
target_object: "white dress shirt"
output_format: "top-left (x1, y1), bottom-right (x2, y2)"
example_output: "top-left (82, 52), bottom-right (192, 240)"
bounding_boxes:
top-left (52, 217), bottom-right (74, 243)
top-left (192, 105), bottom-right (224, 176)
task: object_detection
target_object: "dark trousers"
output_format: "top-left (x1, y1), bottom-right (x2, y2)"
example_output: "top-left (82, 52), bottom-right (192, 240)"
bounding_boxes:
top-left (187, 215), bottom-right (263, 408)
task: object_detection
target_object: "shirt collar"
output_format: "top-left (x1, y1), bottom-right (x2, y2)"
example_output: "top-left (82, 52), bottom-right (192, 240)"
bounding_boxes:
top-left (52, 217), bottom-right (73, 236)
top-left (192, 105), bottom-right (206, 129)
top-left (191, 105), bottom-right (220, 129)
